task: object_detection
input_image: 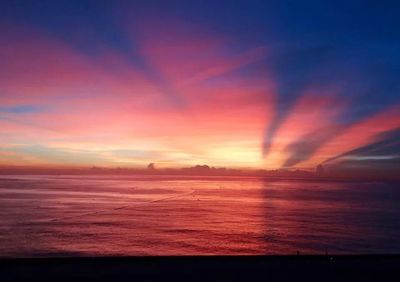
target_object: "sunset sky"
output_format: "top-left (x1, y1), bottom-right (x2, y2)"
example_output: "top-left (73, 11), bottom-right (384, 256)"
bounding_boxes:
top-left (1, 1), bottom-right (399, 172)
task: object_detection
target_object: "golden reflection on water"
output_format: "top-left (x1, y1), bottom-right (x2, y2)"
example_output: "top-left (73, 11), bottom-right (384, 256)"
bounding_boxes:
top-left (0, 175), bottom-right (399, 257)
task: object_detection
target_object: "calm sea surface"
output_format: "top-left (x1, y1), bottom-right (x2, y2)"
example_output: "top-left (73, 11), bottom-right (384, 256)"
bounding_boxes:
top-left (0, 175), bottom-right (399, 257)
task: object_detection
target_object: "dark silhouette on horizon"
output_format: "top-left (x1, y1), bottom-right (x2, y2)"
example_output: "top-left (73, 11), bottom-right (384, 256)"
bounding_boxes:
top-left (316, 164), bottom-right (325, 176)
top-left (0, 162), bottom-right (399, 181)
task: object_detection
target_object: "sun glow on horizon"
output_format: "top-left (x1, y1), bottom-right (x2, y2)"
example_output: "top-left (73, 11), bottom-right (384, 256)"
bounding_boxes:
top-left (0, 5), bottom-right (399, 175)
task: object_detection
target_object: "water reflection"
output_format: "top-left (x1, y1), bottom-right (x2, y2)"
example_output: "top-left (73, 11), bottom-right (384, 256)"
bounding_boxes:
top-left (262, 179), bottom-right (400, 254)
top-left (0, 176), bottom-right (399, 257)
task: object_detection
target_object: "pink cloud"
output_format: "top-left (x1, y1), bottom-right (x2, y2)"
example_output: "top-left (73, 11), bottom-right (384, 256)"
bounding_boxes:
top-left (264, 88), bottom-right (346, 167)
top-left (300, 105), bottom-right (400, 167)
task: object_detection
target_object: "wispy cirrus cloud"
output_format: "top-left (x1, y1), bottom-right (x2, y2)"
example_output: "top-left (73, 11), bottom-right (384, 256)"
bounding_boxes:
top-left (1, 1), bottom-right (399, 175)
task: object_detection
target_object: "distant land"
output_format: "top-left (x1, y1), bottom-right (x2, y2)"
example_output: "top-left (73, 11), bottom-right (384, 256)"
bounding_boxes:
top-left (0, 163), bottom-right (398, 181)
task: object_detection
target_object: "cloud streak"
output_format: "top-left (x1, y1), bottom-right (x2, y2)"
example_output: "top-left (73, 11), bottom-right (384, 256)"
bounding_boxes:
top-left (0, 1), bottom-right (399, 175)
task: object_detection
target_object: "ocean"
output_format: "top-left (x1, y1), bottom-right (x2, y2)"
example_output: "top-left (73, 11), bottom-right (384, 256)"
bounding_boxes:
top-left (0, 175), bottom-right (399, 257)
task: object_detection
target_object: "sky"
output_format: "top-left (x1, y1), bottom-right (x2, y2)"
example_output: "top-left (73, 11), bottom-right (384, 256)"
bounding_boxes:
top-left (0, 0), bottom-right (399, 173)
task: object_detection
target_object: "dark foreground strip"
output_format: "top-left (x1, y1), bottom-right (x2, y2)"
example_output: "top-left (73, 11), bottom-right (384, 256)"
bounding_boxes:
top-left (1, 255), bottom-right (399, 281)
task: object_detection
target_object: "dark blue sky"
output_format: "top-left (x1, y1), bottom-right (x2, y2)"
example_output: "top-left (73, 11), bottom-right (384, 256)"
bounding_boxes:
top-left (3, 0), bottom-right (399, 110)
top-left (1, 0), bottom-right (399, 170)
